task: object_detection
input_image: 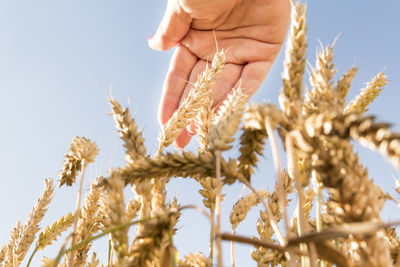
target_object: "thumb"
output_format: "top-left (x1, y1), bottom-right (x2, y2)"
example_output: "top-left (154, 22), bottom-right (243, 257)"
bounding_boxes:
top-left (149, 0), bottom-right (192, 51)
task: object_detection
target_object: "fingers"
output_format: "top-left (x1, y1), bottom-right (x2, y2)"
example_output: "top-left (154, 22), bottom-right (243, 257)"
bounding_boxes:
top-left (149, 0), bottom-right (192, 51)
top-left (158, 45), bottom-right (197, 126)
top-left (234, 61), bottom-right (273, 97)
top-left (173, 128), bottom-right (192, 149)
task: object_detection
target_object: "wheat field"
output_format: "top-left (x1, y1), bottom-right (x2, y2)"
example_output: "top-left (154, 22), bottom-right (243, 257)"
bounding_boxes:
top-left (1, 1), bottom-right (400, 267)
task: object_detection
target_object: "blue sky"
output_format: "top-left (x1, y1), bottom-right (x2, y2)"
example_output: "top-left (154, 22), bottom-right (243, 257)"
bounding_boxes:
top-left (0, 1), bottom-right (399, 266)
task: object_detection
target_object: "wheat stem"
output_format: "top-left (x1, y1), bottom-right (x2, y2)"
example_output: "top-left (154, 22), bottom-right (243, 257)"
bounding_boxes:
top-left (231, 230), bottom-right (236, 267)
top-left (26, 247), bottom-right (38, 267)
top-left (209, 209), bottom-right (215, 261)
top-left (69, 159), bottom-right (88, 264)
top-left (214, 150), bottom-right (223, 267)
top-left (53, 217), bottom-right (151, 267)
top-left (265, 118), bottom-right (290, 235)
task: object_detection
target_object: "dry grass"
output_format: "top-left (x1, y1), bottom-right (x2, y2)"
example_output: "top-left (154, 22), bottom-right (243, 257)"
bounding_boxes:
top-left (1, 1), bottom-right (400, 267)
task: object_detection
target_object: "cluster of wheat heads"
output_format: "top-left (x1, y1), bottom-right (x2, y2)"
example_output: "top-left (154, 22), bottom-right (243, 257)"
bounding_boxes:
top-left (1, 1), bottom-right (400, 267)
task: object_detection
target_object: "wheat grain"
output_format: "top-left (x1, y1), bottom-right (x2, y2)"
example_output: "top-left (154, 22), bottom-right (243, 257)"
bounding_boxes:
top-left (178, 252), bottom-right (210, 267)
top-left (126, 199), bottom-right (140, 222)
top-left (0, 244), bottom-right (5, 264)
top-left (86, 252), bottom-right (102, 267)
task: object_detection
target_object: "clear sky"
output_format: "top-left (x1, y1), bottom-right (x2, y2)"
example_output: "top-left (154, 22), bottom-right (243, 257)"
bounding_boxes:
top-left (0, 1), bottom-right (399, 266)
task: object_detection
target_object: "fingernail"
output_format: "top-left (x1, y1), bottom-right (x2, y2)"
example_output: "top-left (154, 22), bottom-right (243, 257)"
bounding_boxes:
top-left (187, 129), bottom-right (196, 136)
top-left (173, 142), bottom-right (183, 150)
top-left (148, 34), bottom-right (155, 41)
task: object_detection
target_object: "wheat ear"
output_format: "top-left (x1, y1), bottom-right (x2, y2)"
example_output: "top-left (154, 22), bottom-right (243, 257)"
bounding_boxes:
top-left (37, 212), bottom-right (74, 250)
top-left (126, 199), bottom-right (140, 222)
top-left (13, 178), bottom-right (54, 265)
top-left (304, 43), bottom-right (337, 116)
top-left (26, 212), bottom-right (74, 266)
top-left (159, 50), bottom-right (225, 151)
top-left (279, 1), bottom-right (307, 120)
top-left (100, 174), bottom-right (129, 265)
top-left (207, 88), bottom-right (248, 151)
top-left (128, 209), bottom-right (178, 266)
top-left (2, 220), bottom-right (22, 266)
top-left (344, 72), bottom-right (387, 114)
top-left (109, 97), bottom-right (147, 162)
top-left (335, 66), bottom-right (359, 109)
top-left (251, 171), bottom-right (294, 266)
top-left (59, 136), bottom-right (98, 187)
top-left (238, 103), bottom-right (287, 181)
top-left (117, 151), bottom-right (239, 184)
top-left (72, 180), bottom-right (102, 266)
top-left (230, 189), bottom-right (269, 231)
top-left (86, 252), bottom-right (101, 267)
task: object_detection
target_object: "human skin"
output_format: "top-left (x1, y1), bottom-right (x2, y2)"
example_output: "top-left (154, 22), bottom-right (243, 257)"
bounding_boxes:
top-left (149, 0), bottom-right (291, 148)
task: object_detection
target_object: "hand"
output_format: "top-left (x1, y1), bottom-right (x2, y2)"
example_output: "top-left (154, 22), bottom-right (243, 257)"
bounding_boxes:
top-left (150, 0), bottom-right (291, 148)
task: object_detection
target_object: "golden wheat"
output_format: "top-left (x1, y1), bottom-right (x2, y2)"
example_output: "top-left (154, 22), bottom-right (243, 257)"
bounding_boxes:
top-left (2, 1), bottom-right (400, 267)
